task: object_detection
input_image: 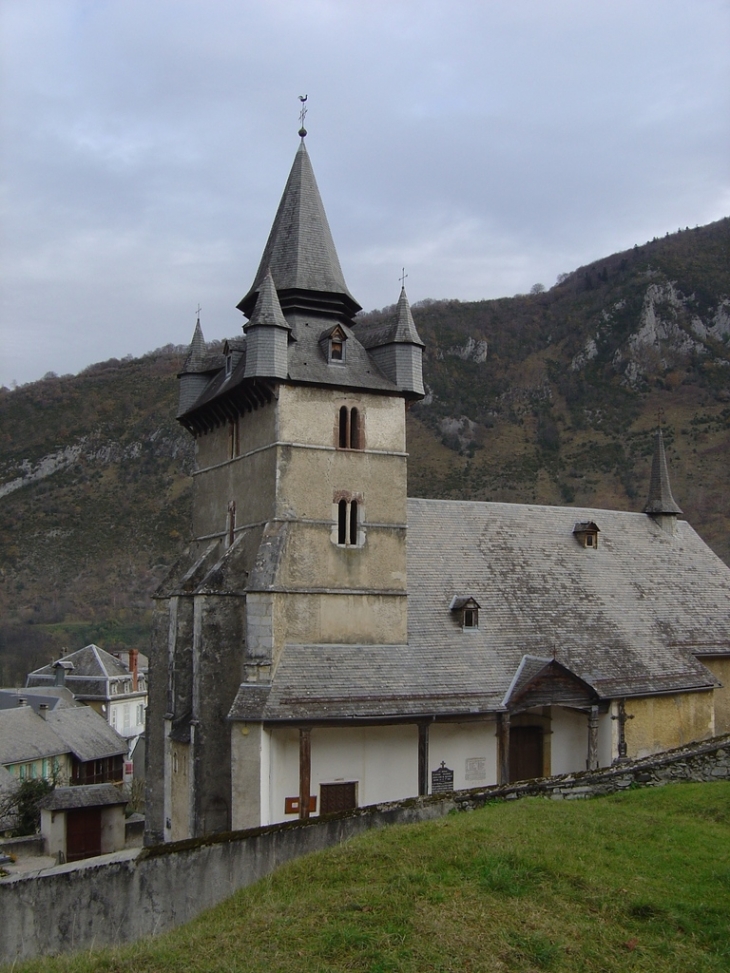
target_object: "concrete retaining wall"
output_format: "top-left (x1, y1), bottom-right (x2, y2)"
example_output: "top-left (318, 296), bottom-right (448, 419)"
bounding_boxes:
top-left (2, 733), bottom-right (729, 965)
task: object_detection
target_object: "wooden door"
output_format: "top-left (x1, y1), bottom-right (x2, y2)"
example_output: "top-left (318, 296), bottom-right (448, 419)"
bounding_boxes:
top-left (66, 807), bottom-right (102, 862)
top-left (320, 782), bottom-right (357, 814)
top-left (509, 726), bottom-right (544, 782)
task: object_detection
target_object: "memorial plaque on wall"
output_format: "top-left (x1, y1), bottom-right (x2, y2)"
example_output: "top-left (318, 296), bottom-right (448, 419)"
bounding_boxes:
top-left (431, 761), bottom-right (454, 794)
top-left (465, 757), bottom-right (486, 781)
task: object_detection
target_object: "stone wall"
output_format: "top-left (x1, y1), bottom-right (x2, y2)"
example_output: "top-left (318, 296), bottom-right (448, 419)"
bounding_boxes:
top-left (2, 733), bottom-right (728, 965)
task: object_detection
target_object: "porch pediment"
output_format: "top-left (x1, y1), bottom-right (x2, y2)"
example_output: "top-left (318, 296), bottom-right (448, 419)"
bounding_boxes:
top-left (503, 655), bottom-right (601, 714)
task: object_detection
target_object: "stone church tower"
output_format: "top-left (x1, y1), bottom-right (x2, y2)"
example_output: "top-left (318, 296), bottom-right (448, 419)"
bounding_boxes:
top-left (145, 135), bottom-right (424, 842)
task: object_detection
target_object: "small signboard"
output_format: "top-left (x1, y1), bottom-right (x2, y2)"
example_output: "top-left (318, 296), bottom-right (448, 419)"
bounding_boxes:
top-left (431, 761), bottom-right (454, 794)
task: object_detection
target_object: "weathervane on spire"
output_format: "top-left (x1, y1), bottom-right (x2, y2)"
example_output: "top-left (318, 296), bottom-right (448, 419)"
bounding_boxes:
top-left (298, 95), bottom-right (308, 138)
top-left (196, 303), bottom-right (202, 320)
top-left (399, 268), bottom-right (408, 289)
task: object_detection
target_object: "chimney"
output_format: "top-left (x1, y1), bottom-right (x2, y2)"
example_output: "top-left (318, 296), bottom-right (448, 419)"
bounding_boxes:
top-left (39, 703), bottom-right (49, 719)
top-left (53, 659), bottom-right (74, 687)
top-left (130, 649), bottom-right (138, 692)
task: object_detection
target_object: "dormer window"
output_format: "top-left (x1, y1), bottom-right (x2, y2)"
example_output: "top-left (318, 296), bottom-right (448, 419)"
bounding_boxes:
top-left (450, 596), bottom-right (481, 630)
top-left (573, 521), bottom-right (600, 549)
top-left (321, 325), bottom-right (348, 365)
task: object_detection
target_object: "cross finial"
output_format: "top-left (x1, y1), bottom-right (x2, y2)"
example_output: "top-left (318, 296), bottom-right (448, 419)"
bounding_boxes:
top-left (196, 304), bottom-right (202, 320)
top-left (298, 95), bottom-right (308, 138)
top-left (399, 267), bottom-right (408, 289)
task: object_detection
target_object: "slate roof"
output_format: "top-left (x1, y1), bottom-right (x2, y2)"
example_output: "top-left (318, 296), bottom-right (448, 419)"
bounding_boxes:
top-left (46, 708), bottom-right (127, 762)
top-left (0, 688), bottom-right (78, 713)
top-left (229, 500), bottom-right (729, 723)
top-left (0, 708), bottom-right (69, 765)
top-left (356, 287), bottom-right (425, 350)
top-left (40, 783), bottom-right (127, 811)
top-left (0, 705), bottom-right (126, 767)
top-left (26, 644), bottom-right (143, 701)
top-left (645, 428), bottom-right (682, 514)
top-left (237, 140), bottom-right (360, 319)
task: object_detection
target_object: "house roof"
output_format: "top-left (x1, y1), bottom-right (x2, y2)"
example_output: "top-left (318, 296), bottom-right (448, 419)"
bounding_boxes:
top-left (229, 499), bottom-right (729, 723)
top-left (46, 708), bottom-right (127, 763)
top-left (26, 644), bottom-right (144, 701)
top-left (40, 783), bottom-right (127, 811)
top-left (0, 707), bottom-right (69, 765)
top-left (0, 688), bottom-right (78, 713)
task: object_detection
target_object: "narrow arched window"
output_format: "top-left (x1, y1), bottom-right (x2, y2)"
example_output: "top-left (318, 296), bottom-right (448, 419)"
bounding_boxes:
top-left (338, 499), bottom-right (348, 545)
top-left (349, 499), bottom-right (358, 545)
top-left (350, 408), bottom-right (360, 449)
top-left (339, 406), bottom-right (349, 449)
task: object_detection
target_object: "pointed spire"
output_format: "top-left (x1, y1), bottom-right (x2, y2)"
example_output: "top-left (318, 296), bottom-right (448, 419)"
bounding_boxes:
top-left (237, 141), bottom-right (360, 320)
top-left (393, 286), bottom-right (425, 347)
top-left (644, 428), bottom-right (682, 515)
top-left (244, 269), bottom-right (291, 333)
top-left (183, 317), bottom-right (206, 373)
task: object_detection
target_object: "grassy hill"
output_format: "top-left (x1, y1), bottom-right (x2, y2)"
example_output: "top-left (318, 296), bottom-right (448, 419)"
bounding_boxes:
top-left (0, 218), bottom-right (728, 684)
top-left (8, 782), bottom-right (730, 972)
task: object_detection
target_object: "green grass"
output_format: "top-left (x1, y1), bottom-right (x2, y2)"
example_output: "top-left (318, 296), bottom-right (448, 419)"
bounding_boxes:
top-left (9, 782), bottom-right (730, 973)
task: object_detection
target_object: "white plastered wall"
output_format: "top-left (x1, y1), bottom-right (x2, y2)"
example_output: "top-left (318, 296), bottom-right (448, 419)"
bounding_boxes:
top-left (268, 724), bottom-right (419, 824)
top-left (428, 721), bottom-right (498, 790)
top-left (550, 706), bottom-right (612, 774)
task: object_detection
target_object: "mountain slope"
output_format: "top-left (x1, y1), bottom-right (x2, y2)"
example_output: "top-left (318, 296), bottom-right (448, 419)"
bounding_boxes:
top-left (1, 220), bottom-right (728, 684)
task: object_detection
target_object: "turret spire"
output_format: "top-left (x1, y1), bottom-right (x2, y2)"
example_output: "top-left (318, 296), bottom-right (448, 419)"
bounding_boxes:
top-left (237, 140), bottom-right (360, 321)
top-left (645, 427), bottom-right (682, 516)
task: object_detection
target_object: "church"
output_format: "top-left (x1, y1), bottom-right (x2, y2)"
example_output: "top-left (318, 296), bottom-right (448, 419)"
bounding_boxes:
top-left (144, 131), bottom-right (730, 844)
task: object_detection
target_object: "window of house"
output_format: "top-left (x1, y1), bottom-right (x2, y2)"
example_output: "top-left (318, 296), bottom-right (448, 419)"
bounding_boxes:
top-left (228, 417), bottom-right (239, 459)
top-left (336, 496), bottom-right (362, 547)
top-left (450, 596), bottom-right (481, 630)
top-left (111, 707), bottom-right (117, 727)
top-left (323, 325), bottom-right (347, 364)
top-left (225, 352), bottom-right (233, 377)
top-left (573, 522), bottom-right (600, 549)
top-left (137, 704), bottom-right (145, 726)
top-left (123, 704), bottom-right (130, 729)
top-left (463, 607), bottom-right (478, 628)
top-left (337, 406), bottom-right (362, 449)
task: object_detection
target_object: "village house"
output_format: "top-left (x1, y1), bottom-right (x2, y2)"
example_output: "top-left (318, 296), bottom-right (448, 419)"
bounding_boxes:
top-left (26, 644), bottom-right (147, 776)
top-left (144, 131), bottom-right (730, 844)
top-left (0, 702), bottom-right (127, 790)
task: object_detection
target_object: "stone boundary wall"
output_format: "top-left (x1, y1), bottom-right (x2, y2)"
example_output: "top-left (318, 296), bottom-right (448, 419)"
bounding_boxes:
top-left (2, 733), bottom-right (729, 965)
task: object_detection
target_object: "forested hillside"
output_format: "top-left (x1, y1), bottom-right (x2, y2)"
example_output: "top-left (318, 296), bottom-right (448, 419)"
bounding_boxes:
top-left (1, 218), bottom-right (728, 685)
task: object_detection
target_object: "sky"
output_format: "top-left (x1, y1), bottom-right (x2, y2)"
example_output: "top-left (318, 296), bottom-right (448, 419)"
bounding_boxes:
top-left (1, 0), bottom-right (729, 388)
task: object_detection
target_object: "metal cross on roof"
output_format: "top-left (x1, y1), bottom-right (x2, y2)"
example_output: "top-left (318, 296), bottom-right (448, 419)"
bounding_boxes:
top-left (196, 304), bottom-right (202, 319)
top-left (399, 267), bottom-right (408, 288)
top-left (298, 95), bottom-right (308, 137)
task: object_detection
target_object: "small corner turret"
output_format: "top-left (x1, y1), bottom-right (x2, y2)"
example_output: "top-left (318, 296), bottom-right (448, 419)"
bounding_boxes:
top-left (644, 427), bottom-right (682, 533)
top-left (243, 269), bottom-right (291, 380)
top-left (177, 316), bottom-right (212, 416)
top-left (356, 285), bottom-right (425, 398)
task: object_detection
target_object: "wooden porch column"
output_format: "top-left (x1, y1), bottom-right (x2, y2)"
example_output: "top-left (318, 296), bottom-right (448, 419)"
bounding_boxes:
top-left (418, 723), bottom-right (430, 796)
top-left (497, 712), bottom-right (510, 785)
top-left (586, 705), bottom-right (599, 770)
top-left (298, 727), bottom-right (311, 820)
